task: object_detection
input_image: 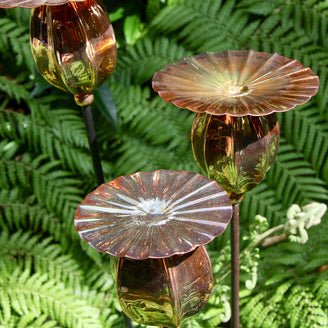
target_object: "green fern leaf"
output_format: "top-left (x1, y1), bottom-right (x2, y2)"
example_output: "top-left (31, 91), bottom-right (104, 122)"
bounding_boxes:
top-left (114, 37), bottom-right (191, 86)
top-left (240, 182), bottom-right (284, 226)
top-left (265, 139), bottom-right (328, 207)
top-left (0, 230), bottom-right (84, 289)
top-left (0, 269), bottom-right (103, 328)
top-left (0, 108), bottom-right (96, 176)
top-left (277, 105), bottom-right (328, 182)
top-left (0, 16), bottom-right (34, 72)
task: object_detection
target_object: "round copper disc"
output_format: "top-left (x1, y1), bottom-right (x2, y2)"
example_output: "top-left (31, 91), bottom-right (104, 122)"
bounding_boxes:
top-left (152, 50), bottom-right (319, 117)
top-left (75, 169), bottom-right (232, 259)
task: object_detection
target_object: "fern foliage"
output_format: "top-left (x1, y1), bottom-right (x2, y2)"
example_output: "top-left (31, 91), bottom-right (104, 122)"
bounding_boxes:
top-left (0, 0), bottom-right (328, 327)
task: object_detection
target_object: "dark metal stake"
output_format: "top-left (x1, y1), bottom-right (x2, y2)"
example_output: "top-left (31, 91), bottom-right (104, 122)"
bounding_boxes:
top-left (82, 105), bottom-right (105, 186)
top-left (81, 104), bottom-right (132, 328)
top-left (231, 203), bottom-right (240, 328)
top-left (124, 315), bottom-right (132, 328)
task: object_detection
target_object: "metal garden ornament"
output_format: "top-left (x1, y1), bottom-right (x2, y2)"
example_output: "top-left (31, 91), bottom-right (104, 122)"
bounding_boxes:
top-left (75, 169), bottom-right (233, 328)
top-left (152, 49), bottom-right (319, 327)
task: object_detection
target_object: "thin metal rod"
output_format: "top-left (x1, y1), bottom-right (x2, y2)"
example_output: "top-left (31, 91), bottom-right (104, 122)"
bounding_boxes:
top-left (82, 105), bottom-right (105, 186)
top-left (81, 104), bottom-right (132, 328)
top-left (124, 315), bottom-right (132, 328)
top-left (231, 203), bottom-right (240, 328)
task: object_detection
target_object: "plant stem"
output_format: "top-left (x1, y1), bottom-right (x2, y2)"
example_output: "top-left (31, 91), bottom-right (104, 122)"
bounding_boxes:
top-left (254, 224), bottom-right (284, 246)
top-left (231, 203), bottom-right (240, 328)
top-left (261, 233), bottom-right (287, 247)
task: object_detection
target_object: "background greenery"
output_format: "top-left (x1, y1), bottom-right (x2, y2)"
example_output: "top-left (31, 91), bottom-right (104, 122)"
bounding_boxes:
top-left (0, 0), bottom-right (328, 327)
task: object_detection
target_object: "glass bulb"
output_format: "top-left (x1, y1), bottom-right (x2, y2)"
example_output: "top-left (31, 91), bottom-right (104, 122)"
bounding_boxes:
top-left (30, 0), bottom-right (116, 106)
top-left (191, 113), bottom-right (280, 203)
top-left (111, 246), bottom-right (213, 328)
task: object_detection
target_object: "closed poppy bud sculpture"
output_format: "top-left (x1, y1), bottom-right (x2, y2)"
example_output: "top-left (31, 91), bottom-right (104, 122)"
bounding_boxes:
top-left (75, 170), bottom-right (232, 328)
top-left (30, 0), bottom-right (116, 106)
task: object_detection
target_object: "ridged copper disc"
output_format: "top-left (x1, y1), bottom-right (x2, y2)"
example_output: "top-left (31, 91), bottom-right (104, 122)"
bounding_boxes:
top-left (152, 50), bottom-right (319, 117)
top-left (0, 0), bottom-right (84, 8)
top-left (75, 169), bottom-right (232, 259)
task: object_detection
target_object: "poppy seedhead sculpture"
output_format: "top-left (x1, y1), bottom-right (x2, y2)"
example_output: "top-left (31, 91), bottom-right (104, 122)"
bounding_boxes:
top-left (75, 169), bottom-right (233, 327)
top-left (29, 0), bottom-right (116, 106)
top-left (152, 50), bottom-right (319, 203)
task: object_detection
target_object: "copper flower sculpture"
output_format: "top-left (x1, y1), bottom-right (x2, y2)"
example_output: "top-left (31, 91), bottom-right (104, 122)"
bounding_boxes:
top-left (75, 169), bottom-right (232, 328)
top-left (152, 50), bottom-right (319, 203)
top-left (29, 0), bottom-right (116, 106)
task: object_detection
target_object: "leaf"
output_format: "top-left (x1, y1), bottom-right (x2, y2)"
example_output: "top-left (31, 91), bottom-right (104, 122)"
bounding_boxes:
top-left (109, 7), bottom-right (125, 22)
top-left (124, 15), bottom-right (143, 45)
top-left (93, 84), bottom-right (119, 132)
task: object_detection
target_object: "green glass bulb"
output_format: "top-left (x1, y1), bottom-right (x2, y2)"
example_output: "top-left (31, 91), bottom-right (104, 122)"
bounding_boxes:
top-left (191, 113), bottom-right (280, 203)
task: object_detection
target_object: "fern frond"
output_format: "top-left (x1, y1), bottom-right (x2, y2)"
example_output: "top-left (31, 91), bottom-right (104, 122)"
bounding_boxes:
top-left (236, 0), bottom-right (276, 15)
top-left (0, 230), bottom-right (84, 289)
top-left (285, 285), bottom-right (328, 328)
top-left (315, 279), bottom-right (328, 309)
top-left (0, 75), bottom-right (30, 103)
top-left (113, 133), bottom-right (175, 174)
top-left (0, 188), bottom-right (72, 246)
top-left (16, 314), bottom-right (58, 328)
top-left (0, 16), bottom-right (34, 72)
top-left (240, 292), bottom-right (266, 327)
top-left (0, 269), bottom-right (103, 328)
top-left (114, 37), bottom-right (191, 86)
top-left (245, 11), bottom-right (328, 77)
top-left (0, 108), bottom-right (95, 176)
top-left (112, 84), bottom-right (193, 148)
top-left (108, 83), bottom-right (197, 174)
top-left (275, 0), bottom-right (328, 50)
top-left (0, 155), bottom-right (83, 237)
top-left (150, 0), bottom-right (258, 52)
top-left (277, 105), bottom-right (328, 182)
top-left (240, 282), bottom-right (292, 328)
top-left (240, 182), bottom-right (284, 226)
top-left (317, 67), bottom-right (328, 114)
top-left (265, 139), bottom-right (328, 207)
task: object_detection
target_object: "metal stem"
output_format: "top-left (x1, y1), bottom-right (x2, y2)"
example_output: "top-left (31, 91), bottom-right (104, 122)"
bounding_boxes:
top-left (124, 315), bottom-right (132, 328)
top-left (81, 104), bottom-right (132, 328)
top-left (82, 105), bottom-right (105, 186)
top-left (231, 203), bottom-right (240, 328)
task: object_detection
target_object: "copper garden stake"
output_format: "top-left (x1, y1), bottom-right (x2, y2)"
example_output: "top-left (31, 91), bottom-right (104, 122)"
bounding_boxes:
top-left (75, 169), bottom-right (233, 328)
top-left (152, 50), bottom-right (319, 327)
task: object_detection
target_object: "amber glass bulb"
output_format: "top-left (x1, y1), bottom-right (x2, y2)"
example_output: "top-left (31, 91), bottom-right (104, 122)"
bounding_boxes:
top-left (111, 246), bottom-right (213, 328)
top-left (30, 0), bottom-right (116, 106)
top-left (192, 113), bottom-right (280, 203)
